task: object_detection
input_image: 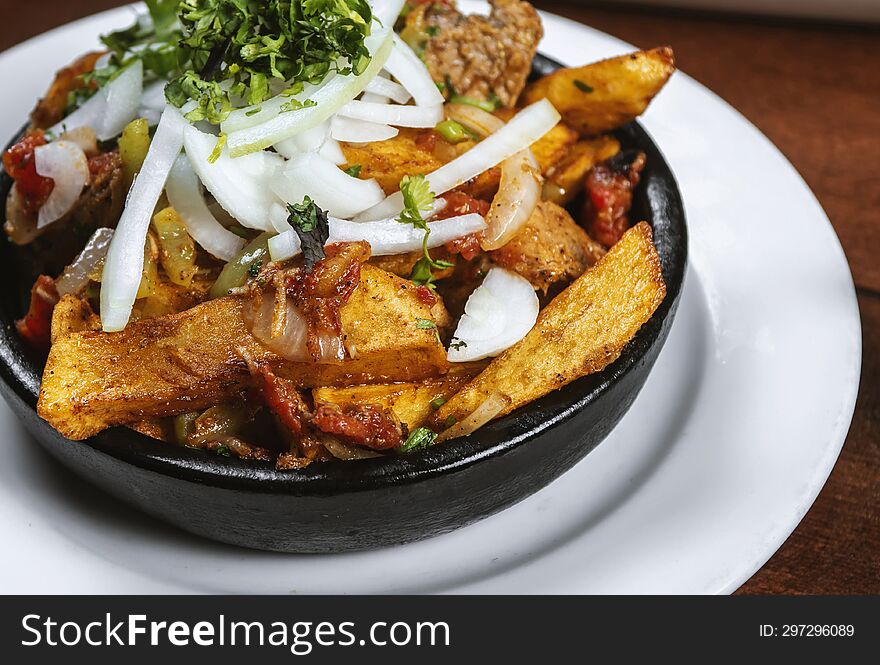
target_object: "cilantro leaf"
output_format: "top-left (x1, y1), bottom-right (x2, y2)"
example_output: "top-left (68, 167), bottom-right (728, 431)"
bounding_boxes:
top-left (287, 196), bottom-right (330, 272)
top-left (76, 1), bottom-right (376, 125)
top-left (396, 175), bottom-right (454, 289)
top-left (399, 427), bottom-right (438, 453)
top-left (344, 164), bottom-right (362, 177)
top-left (398, 174), bottom-right (435, 228)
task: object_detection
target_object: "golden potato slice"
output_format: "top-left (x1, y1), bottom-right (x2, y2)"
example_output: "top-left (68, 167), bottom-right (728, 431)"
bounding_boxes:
top-left (544, 135), bottom-right (621, 205)
top-left (489, 201), bottom-right (606, 293)
top-left (430, 222), bottom-right (666, 432)
top-left (50, 294), bottom-right (100, 344)
top-left (523, 48), bottom-right (675, 135)
top-left (341, 129), bottom-right (444, 194)
top-left (313, 363), bottom-right (485, 432)
top-left (39, 266), bottom-right (449, 440)
top-left (343, 121), bottom-right (580, 199)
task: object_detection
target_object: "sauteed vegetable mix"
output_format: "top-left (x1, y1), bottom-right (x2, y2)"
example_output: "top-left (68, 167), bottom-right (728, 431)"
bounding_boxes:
top-left (5, 0), bottom-right (674, 468)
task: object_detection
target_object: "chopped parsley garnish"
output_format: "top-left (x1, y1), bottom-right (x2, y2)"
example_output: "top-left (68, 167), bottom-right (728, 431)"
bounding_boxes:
top-left (83, 0), bottom-right (375, 125)
top-left (69, 0), bottom-right (180, 112)
top-left (247, 258), bottom-right (263, 278)
top-left (574, 80), bottom-right (594, 93)
top-left (397, 175), bottom-right (454, 289)
top-left (429, 397), bottom-right (446, 410)
top-left (214, 444), bottom-right (232, 457)
top-left (448, 339), bottom-right (468, 351)
top-left (287, 196), bottom-right (330, 272)
top-left (344, 164), bottom-right (363, 177)
top-left (399, 427), bottom-right (438, 453)
top-left (415, 318), bottom-right (437, 329)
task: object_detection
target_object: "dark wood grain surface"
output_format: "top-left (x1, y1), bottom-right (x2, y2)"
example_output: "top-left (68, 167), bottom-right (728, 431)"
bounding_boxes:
top-left (0, 0), bottom-right (876, 593)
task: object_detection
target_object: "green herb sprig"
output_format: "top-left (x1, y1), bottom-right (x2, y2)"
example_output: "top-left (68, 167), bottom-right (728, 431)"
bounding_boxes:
top-left (287, 196), bottom-right (330, 271)
top-left (77, 0), bottom-right (376, 126)
top-left (399, 427), bottom-right (438, 453)
top-left (397, 175), bottom-right (454, 289)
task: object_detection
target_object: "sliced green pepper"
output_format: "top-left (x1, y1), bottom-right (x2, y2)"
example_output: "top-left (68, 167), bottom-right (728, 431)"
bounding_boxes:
top-left (209, 232), bottom-right (272, 299)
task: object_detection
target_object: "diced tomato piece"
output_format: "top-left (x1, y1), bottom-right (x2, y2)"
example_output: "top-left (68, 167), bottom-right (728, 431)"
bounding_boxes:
top-left (3, 131), bottom-right (54, 214)
top-left (16, 275), bottom-right (59, 351)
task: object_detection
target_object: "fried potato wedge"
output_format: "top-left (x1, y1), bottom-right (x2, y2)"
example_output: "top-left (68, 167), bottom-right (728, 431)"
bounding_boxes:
top-left (430, 222), bottom-right (666, 432)
top-left (341, 129), bottom-right (444, 194)
top-left (544, 135), bottom-right (621, 205)
top-left (489, 201), bottom-right (606, 293)
top-left (313, 362), bottom-right (485, 432)
top-left (50, 294), bottom-right (100, 344)
top-left (522, 47), bottom-right (675, 135)
top-left (39, 266), bottom-right (449, 440)
top-left (342, 121), bottom-right (580, 199)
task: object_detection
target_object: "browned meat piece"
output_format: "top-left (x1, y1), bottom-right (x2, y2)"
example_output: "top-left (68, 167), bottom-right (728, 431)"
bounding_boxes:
top-left (4, 147), bottom-right (126, 250)
top-left (489, 201), bottom-right (606, 293)
top-left (407, 0), bottom-right (543, 108)
top-left (70, 151), bottom-right (126, 235)
top-left (254, 366), bottom-right (311, 435)
top-left (583, 150), bottom-right (647, 247)
top-left (30, 51), bottom-right (105, 130)
top-left (312, 403), bottom-right (404, 451)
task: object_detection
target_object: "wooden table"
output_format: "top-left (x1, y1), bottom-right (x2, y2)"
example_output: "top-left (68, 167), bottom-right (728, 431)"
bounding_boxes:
top-left (0, 0), bottom-right (876, 593)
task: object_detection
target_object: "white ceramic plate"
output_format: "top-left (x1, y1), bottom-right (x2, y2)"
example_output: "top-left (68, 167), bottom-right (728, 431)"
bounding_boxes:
top-left (0, 3), bottom-right (860, 594)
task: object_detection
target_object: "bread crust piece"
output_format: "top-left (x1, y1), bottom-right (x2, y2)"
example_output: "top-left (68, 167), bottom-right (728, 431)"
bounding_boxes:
top-left (38, 266), bottom-right (449, 440)
top-left (430, 221), bottom-right (666, 431)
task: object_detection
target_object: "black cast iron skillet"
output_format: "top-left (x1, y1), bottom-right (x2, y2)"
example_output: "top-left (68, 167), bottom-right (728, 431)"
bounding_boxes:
top-left (0, 54), bottom-right (687, 553)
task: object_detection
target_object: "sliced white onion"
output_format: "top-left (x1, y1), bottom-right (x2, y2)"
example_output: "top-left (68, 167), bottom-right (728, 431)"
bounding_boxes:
top-left (138, 79), bottom-right (169, 126)
top-left (446, 103), bottom-right (542, 248)
top-left (101, 60), bottom-right (144, 139)
top-left (437, 393), bottom-right (511, 441)
top-left (319, 137), bottom-right (347, 165)
top-left (55, 227), bottom-right (115, 296)
top-left (271, 153), bottom-right (385, 219)
top-left (360, 92), bottom-right (390, 104)
top-left (447, 267), bottom-right (539, 362)
top-left (34, 140), bottom-right (89, 229)
top-left (244, 292), bottom-right (310, 362)
top-left (183, 125), bottom-right (282, 231)
top-left (273, 118), bottom-right (330, 158)
top-left (384, 33), bottom-right (445, 107)
top-left (337, 100), bottom-right (443, 128)
top-left (51, 60), bottom-right (143, 141)
top-left (330, 214), bottom-right (485, 255)
top-left (365, 74), bottom-right (411, 104)
top-left (222, 0), bottom-right (403, 156)
top-left (166, 155), bottom-right (246, 262)
top-left (266, 206), bottom-right (485, 261)
top-left (482, 149), bottom-right (541, 250)
top-left (357, 99), bottom-right (560, 221)
top-left (331, 115), bottom-right (399, 143)
top-left (268, 228), bottom-right (301, 262)
top-left (59, 126), bottom-right (98, 157)
top-left (100, 105), bottom-right (188, 332)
